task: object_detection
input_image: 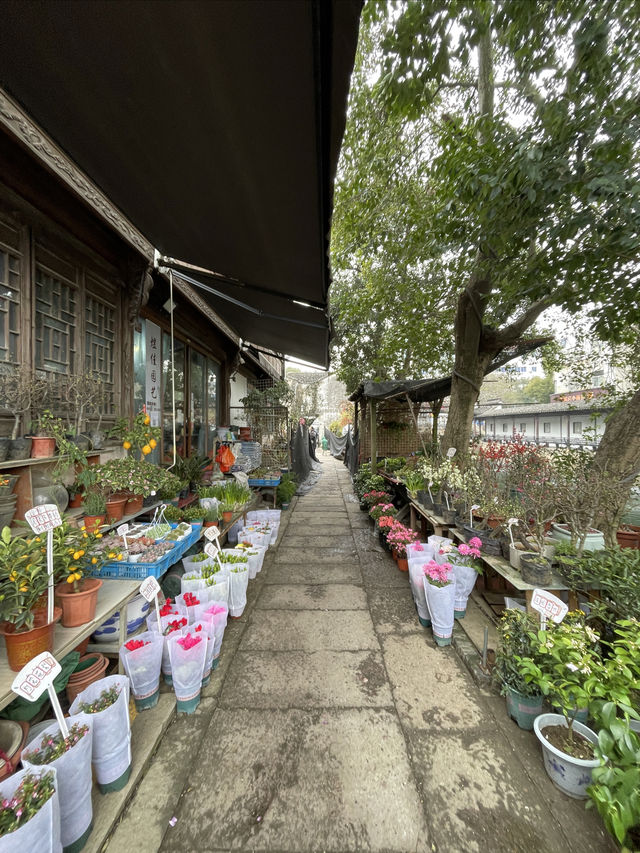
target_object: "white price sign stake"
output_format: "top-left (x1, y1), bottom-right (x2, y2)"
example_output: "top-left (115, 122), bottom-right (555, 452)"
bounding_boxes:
top-left (447, 447), bottom-right (457, 458)
top-left (139, 576), bottom-right (162, 625)
top-left (204, 526), bottom-right (221, 543)
top-left (25, 504), bottom-right (62, 625)
top-left (470, 504), bottom-right (480, 527)
top-left (205, 541), bottom-right (223, 571)
top-left (530, 589), bottom-right (568, 629)
top-left (11, 651), bottom-right (68, 738)
top-left (117, 523), bottom-right (129, 550)
top-left (507, 517), bottom-right (519, 547)
top-left (428, 481), bottom-right (434, 502)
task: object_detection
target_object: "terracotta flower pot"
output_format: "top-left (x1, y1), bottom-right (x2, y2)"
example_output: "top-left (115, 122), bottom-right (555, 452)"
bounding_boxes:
top-left (397, 557), bottom-right (409, 572)
top-left (55, 577), bottom-right (102, 627)
top-left (69, 491), bottom-right (84, 508)
top-left (83, 514), bottom-right (105, 530)
top-left (204, 520), bottom-right (219, 528)
top-left (0, 607), bottom-right (62, 672)
top-left (30, 436), bottom-right (56, 458)
top-left (106, 495), bottom-right (128, 522)
top-left (616, 526), bottom-right (640, 549)
top-left (0, 720), bottom-right (30, 780)
top-left (222, 510), bottom-right (233, 524)
top-left (66, 653), bottom-right (109, 704)
top-left (125, 494), bottom-right (144, 515)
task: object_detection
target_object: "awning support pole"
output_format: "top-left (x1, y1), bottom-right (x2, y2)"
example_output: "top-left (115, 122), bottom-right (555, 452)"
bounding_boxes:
top-left (169, 270), bottom-right (177, 469)
top-left (370, 400), bottom-right (377, 473)
top-left (404, 393), bottom-right (429, 458)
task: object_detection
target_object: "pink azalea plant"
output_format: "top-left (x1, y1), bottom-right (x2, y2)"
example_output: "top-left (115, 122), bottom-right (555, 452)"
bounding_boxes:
top-left (369, 502), bottom-right (396, 522)
top-left (377, 515), bottom-right (397, 532)
top-left (362, 490), bottom-right (390, 508)
top-left (438, 536), bottom-right (482, 571)
top-left (386, 524), bottom-right (419, 557)
top-left (423, 559), bottom-right (454, 587)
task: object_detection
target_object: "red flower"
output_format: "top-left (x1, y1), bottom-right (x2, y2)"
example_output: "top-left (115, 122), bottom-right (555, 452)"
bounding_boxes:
top-left (177, 632), bottom-right (202, 651)
top-left (183, 592), bottom-right (200, 607)
top-left (124, 639), bottom-right (149, 651)
top-left (164, 617), bottom-right (188, 635)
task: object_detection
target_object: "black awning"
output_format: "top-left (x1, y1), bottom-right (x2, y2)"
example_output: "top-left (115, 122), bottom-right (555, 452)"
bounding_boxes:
top-left (349, 339), bottom-right (551, 404)
top-left (0, 0), bottom-right (361, 366)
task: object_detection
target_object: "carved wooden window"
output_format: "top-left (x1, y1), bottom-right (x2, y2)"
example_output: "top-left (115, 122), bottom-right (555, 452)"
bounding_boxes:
top-left (35, 264), bottom-right (77, 375)
top-left (85, 274), bottom-right (117, 414)
top-left (0, 216), bottom-right (21, 365)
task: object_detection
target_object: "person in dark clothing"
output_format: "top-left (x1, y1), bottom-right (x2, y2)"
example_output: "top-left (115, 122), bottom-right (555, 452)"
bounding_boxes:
top-left (309, 427), bottom-right (317, 454)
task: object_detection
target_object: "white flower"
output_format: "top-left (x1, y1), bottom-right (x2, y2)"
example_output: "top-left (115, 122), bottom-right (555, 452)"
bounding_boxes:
top-left (566, 662), bottom-right (579, 672)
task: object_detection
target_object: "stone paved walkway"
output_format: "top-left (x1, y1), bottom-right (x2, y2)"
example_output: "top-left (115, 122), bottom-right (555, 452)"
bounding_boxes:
top-left (108, 457), bottom-right (614, 853)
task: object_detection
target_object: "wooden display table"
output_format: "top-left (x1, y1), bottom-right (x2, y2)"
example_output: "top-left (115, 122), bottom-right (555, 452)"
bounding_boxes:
top-left (448, 528), bottom-right (580, 614)
top-left (0, 579), bottom-right (140, 712)
top-left (409, 500), bottom-right (452, 538)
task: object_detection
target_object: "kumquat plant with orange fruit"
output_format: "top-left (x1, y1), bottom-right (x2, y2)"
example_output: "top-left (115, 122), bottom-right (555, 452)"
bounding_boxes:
top-left (108, 410), bottom-right (160, 459)
top-left (52, 520), bottom-right (121, 593)
top-left (0, 526), bottom-right (48, 630)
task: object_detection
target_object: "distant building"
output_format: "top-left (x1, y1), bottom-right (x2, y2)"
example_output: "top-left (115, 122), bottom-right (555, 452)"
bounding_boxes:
top-left (473, 399), bottom-right (612, 447)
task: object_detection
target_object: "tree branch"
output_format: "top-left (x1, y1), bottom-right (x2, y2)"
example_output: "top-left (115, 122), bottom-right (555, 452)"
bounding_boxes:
top-left (488, 297), bottom-right (553, 349)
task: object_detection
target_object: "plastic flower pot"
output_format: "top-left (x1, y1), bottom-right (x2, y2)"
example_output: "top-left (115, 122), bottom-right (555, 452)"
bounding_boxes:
top-left (66, 654), bottom-right (109, 705)
top-left (125, 494), bottom-right (144, 515)
top-left (168, 632), bottom-right (207, 713)
top-left (0, 765), bottom-right (62, 853)
top-left (533, 713), bottom-right (599, 799)
top-left (8, 437), bottom-right (32, 460)
top-left (222, 510), bottom-right (233, 524)
top-left (509, 543), bottom-right (525, 570)
top-left (0, 608), bottom-right (62, 672)
top-left (505, 687), bottom-right (543, 730)
top-left (423, 578), bottom-right (455, 646)
top-left (23, 722), bottom-right (94, 853)
top-left (452, 563), bottom-right (479, 619)
top-left (69, 675), bottom-right (131, 794)
top-left (408, 559), bottom-right (431, 628)
top-left (55, 578), bottom-right (103, 628)
top-left (119, 631), bottom-right (163, 712)
top-left (520, 553), bottom-right (553, 585)
top-left (82, 515), bottom-right (105, 531)
top-left (397, 556), bottom-right (408, 572)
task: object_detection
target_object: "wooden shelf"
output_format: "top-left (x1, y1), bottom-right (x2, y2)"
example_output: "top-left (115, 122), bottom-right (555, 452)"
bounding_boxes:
top-left (0, 579), bottom-right (140, 713)
top-left (0, 452), bottom-right (99, 471)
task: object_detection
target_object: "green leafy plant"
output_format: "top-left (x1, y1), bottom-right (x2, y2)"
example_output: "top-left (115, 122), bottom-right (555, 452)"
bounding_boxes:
top-left (163, 505), bottom-right (183, 522)
top-left (587, 702), bottom-right (640, 852)
top-left (173, 454), bottom-right (211, 489)
top-left (495, 609), bottom-right (544, 698)
top-left (0, 527), bottom-right (48, 630)
top-left (203, 507), bottom-right (219, 523)
top-left (83, 491), bottom-right (106, 517)
top-left (78, 685), bottom-right (120, 713)
top-left (276, 473), bottom-right (297, 505)
top-left (182, 506), bottom-right (205, 522)
top-left (401, 470), bottom-right (424, 497)
top-left (24, 723), bottom-right (89, 765)
top-left (108, 410), bottom-right (160, 459)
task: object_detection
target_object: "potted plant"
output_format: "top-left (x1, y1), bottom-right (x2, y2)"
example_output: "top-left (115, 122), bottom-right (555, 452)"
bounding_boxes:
top-left (108, 410), bottom-right (160, 460)
top-left (22, 722), bottom-right (93, 853)
top-left (53, 521), bottom-right (112, 627)
top-left (385, 524), bottom-right (418, 571)
top-left (422, 559), bottom-right (455, 646)
top-left (276, 473), bottom-right (297, 508)
top-left (376, 514), bottom-right (397, 550)
top-left (401, 470), bottom-right (424, 501)
top-left (82, 490), bottom-right (107, 530)
top-left (119, 632), bottom-right (164, 710)
top-left (368, 502), bottom-right (395, 525)
top-left (168, 631), bottom-right (207, 713)
top-left (220, 501), bottom-right (234, 524)
top-left (30, 410), bottom-right (59, 458)
top-left (517, 615), bottom-right (604, 798)
top-left (0, 366), bottom-right (49, 459)
top-left (495, 609), bottom-right (544, 729)
top-left (436, 537), bottom-right (483, 619)
top-left (69, 676), bottom-right (132, 794)
top-left (203, 507), bottom-right (219, 528)
top-left (0, 527), bottom-right (62, 671)
top-left (0, 767), bottom-right (60, 851)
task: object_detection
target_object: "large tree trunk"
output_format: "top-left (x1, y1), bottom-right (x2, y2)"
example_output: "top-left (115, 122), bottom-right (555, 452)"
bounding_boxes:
top-left (593, 388), bottom-right (640, 546)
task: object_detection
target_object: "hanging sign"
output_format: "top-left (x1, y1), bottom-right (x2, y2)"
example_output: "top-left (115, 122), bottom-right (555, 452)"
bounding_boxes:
top-left (530, 589), bottom-right (568, 629)
top-left (12, 652), bottom-right (68, 738)
top-left (25, 504), bottom-right (62, 624)
top-left (139, 576), bottom-right (162, 625)
top-left (145, 319), bottom-right (162, 427)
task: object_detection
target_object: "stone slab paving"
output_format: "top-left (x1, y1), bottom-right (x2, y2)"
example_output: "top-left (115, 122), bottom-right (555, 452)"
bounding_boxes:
top-left (109, 457), bottom-right (614, 853)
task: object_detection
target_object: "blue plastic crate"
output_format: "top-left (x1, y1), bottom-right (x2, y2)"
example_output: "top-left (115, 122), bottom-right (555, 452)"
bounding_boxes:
top-left (248, 478), bottom-right (267, 486)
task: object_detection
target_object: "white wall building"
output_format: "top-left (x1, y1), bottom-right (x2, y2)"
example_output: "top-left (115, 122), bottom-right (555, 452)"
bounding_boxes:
top-left (473, 400), bottom-right (611, 447)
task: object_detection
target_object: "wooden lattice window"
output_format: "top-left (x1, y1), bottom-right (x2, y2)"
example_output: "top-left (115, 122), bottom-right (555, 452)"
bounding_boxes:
top-left (85, 290), bottom-right (116, 412)
top-left (0, 246), bottom-right (20, 365)
top-left (35, 264), bottom-right (77, 375)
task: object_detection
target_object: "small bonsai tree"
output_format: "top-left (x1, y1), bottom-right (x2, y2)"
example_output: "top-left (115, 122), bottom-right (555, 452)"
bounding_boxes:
top-left (0, 366), bottom-right (50, 440)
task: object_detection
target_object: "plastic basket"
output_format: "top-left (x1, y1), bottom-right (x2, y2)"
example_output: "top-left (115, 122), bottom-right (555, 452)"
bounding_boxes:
top-left (248, 478), bottom-right (267, 486)
top-left (96, 526), bottom-right (203, 580)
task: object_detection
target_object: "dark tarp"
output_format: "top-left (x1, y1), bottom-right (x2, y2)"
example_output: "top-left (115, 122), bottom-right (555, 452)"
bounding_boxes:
top-left (0, 0), bottom-right (361, 367)
top-left (344, 426), bottom-right (360, 475)
top-left (291, 423), bottom-right (321, 493)
top-left (325, 427), bottom-right (348, 457)
top-left (348, 339), bottom-right (551, 404)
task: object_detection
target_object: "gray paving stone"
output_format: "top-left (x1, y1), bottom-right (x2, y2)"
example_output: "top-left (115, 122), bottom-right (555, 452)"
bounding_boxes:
top-left (256, 583), bottom-right (367, 610)
top-left (240, 609), bottom-right (378, 651)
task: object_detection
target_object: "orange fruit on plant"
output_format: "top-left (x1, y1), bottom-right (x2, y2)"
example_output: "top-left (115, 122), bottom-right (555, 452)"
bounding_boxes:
top-left (149, 438), bottom-right (157, 449)
top-left (123, 440), bottom-right (132, 450)
top-left (142, 444), bottom-right (152, 455)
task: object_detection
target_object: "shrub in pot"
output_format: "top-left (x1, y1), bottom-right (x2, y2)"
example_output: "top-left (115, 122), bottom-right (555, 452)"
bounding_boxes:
top-left (517, 614), bottom-right (604, 797)
top-left (82, 490), bottom-right (106, 530)
top-left (495, 609), bottom-right (544, 730)
top-left (385, 523), bottom-right (418, 572)
top-left (0, 527), bottom-right (63, 671)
